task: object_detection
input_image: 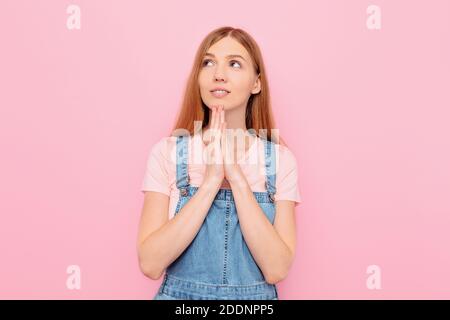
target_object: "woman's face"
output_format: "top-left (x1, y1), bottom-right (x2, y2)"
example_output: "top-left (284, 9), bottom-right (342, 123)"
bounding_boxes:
top-left (198, 36), bottom-right (260, 111)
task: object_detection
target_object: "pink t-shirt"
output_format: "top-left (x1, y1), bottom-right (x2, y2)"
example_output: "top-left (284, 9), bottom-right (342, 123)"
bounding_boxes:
top-left (141, 133), bottom-right (302, 219)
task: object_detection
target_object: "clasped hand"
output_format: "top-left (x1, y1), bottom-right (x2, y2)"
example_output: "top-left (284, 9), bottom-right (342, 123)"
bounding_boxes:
top-left (203, 105), bottom-right (247, 187)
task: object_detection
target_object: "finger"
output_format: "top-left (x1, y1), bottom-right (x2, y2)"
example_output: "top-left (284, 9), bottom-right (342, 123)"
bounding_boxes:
top-left (211, 105), bottom-right (217, 131)
top-left (209, 106), bottom-right (217, 143)
top-left (219, 123), bottom-right (223, 160)
top-left (213, 105), bottom-right (221, 140)
top-left (220, 105), bottom-right (224, 125)
top-left (221, 121), bottom-right (226, 162)
top-left (220, 121), bottom-right (225, 141)
top-left (215, 105), bottom-right (221, 129)
top-left (219, 108), bottom-right (225, 147)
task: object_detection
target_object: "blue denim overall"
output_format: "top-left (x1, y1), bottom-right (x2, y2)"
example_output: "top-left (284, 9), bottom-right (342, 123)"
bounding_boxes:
top-left (153, 134), bottom-right (279, 300)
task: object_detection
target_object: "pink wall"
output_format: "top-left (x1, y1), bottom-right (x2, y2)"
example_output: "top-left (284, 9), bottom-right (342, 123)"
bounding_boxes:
top-left (1, 0), bottom-right (449, 299)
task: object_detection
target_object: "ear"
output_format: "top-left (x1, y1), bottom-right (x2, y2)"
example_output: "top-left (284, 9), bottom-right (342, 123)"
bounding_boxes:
top-left (251, 73), bottom-right (261, 95)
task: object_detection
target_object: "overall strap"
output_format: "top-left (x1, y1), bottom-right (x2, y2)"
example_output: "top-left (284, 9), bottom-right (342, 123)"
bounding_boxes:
top-left (263, 139), bottom-right (277, 202)
top-left (175, 135), bottom-right (190, 196)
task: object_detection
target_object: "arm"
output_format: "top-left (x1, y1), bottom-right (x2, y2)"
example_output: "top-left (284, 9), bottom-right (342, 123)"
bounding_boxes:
top-left (229, 178), bottom-right (297, 284)
top-left (137, 179), bottom-right (221, 280)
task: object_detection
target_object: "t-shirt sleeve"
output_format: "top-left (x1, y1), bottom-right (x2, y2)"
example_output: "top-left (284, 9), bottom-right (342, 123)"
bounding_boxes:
top-left (141, 138), bottom-right (171, 196)
top-left (274, 147), bottom-right (302, 206)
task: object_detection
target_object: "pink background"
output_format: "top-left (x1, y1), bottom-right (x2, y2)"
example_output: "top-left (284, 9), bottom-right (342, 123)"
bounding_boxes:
top-left (1, 0), bottom-right (449, 299)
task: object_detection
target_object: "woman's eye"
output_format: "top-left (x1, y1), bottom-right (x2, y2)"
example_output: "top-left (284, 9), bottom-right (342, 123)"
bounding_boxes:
top-left (230, 60), bottom-right (241, 68)
top-left (202, 59), bottom-right (213, 67)
top-left (202, 59), bottom-right (241, 68)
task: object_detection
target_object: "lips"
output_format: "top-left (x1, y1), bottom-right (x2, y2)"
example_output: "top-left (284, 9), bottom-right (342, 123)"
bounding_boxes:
top-left (210, 87), bottom-right (230, 93)
top-left (210, 90), bottom-right (229, 98)
top-left (210, 87), bottom-right (230, 98)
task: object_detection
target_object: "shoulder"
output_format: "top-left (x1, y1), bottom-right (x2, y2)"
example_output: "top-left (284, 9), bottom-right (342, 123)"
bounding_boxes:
top-left (275, 142), bottom-right (298, 173)
top-left (150, 135), bottom-right (191, 165)
top-left (278, 143), bottom-right (296, 160)
top-left (148, 136), bottom-right (176, 160)
top-left (155, 134), bottom-right (186, 149)
top-left (264, 139), bottom-right (296, 162)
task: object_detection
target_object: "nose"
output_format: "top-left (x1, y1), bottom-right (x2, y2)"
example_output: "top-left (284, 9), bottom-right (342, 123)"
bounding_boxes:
top-left (213, 63), bottom-right (227, 82)
top-left (214, 75), bottom-right (225, 82)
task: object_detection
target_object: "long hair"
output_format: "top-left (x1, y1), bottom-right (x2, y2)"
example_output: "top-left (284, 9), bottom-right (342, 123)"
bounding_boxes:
top-left (170, 26), bottom-right (286, 147)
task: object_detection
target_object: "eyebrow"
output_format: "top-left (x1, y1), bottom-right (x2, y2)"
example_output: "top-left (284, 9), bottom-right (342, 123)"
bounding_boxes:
top-left (204, 52), bottom-right (247, 62)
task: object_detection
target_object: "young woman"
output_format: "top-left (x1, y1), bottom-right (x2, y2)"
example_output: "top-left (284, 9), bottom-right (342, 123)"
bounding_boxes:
top-left (137, 26), bottom-right (301, 300)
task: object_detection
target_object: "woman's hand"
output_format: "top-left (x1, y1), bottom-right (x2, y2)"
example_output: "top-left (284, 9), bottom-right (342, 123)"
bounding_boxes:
top-left (220, 115), bottom-right (246, 185)
top-left (203, 105), bottom-right (226, 187)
